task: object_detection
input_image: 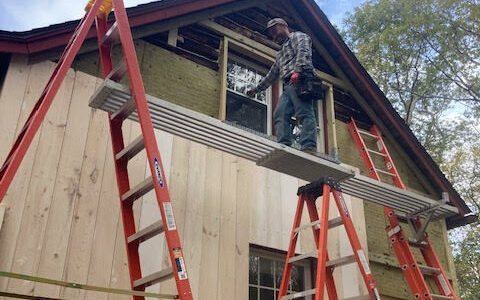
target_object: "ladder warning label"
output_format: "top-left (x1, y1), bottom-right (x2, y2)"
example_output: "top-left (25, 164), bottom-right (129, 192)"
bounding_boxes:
top-left (437, 274), bottom-right (451, 295)
top-left (357, 249), bottom-right (371, 275)
top-left (163, 202), bottom-right (177, 231)
top-left (338, 194), bottom-right (349, 218)
top-left (153, 158), bottom-right (164, 188)
top-left (173, 248), bottom-right (188, 280)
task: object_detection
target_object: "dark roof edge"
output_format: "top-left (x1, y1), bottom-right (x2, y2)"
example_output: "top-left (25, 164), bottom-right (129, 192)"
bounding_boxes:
top-left (299, 0), bottom-right (473, 226)
top-left (0, 0), bottom-right (233, 54)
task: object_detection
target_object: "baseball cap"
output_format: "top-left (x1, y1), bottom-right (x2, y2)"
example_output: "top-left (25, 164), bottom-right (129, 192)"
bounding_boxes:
top-left (266, 18), bottom-right (288, 30)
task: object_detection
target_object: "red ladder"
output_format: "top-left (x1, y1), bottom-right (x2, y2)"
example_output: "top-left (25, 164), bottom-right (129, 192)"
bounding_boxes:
top-left (348, 118), bottom-right (456, 300)
top-left (279, 177), bottom-right (380, 300)
top-left (0, 0), bottom-right (193, 299)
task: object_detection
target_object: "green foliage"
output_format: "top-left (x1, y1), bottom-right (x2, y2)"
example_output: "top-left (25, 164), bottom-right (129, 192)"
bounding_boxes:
top-left (341, 0), bottom-right (479, 297)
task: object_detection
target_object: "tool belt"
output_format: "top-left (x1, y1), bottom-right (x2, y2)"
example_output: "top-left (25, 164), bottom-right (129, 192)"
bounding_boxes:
top-left (296, 70), bottom-right (323, 101)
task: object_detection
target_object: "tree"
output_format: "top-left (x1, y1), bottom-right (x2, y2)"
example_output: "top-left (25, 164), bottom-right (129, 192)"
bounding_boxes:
top-left (341, 0), bottom-right (479, 298)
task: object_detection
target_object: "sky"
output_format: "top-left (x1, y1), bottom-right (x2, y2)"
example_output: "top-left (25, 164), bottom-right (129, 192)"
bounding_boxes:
top-left (0, 0), bottom-right (368, 32)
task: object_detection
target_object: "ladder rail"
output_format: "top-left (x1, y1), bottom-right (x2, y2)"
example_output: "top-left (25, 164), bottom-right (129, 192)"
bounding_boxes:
top-left (279, 179), bottom-right (380, 300)
top-left (349, 118), bottom-right (458, 300)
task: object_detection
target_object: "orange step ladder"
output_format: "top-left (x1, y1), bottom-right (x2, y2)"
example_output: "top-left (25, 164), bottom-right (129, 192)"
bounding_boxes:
top-left (279, 177), bottom-right (381, 300)
top-left (0, 0), bottom-right (193, 299)
top-left (349, 118), bottom-right (456, 300)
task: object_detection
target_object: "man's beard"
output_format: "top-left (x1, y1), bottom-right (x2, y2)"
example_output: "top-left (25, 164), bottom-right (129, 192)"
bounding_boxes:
top-left (274, 32), bottom-right (289, 44)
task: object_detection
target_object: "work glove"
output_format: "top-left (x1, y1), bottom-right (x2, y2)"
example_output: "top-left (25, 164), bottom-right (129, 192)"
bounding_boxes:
top-left (247, 88), bottom-right (256, 98)
top-left (290, 72), bottom-right (300, 85)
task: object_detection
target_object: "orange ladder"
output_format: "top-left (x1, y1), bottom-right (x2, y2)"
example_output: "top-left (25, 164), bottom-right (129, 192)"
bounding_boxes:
top-left (349, 118), bottom-right (456, 300)
top-left (279, 177), bottom-right (380, 300)
top-left (0, 0), bottom-right (193, 299)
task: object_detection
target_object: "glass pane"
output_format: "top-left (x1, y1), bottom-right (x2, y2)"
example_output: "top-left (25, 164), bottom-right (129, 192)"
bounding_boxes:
top-left (250, 255), bottom-right (259, 284)
top-left (226, 91), bottom-right (267, 134)
top-left (260, 288), bottom-right (274, 300)
top-left (257, 90), bottom-right (266, 103)
top-left (290, 265), bottom-right (305, 292)
top-left (249, 286), bottom-right (258, 300)
top-left (275, 261), bottom-right (284, 288)
top-left (259, 257), bottom-right (274, 287)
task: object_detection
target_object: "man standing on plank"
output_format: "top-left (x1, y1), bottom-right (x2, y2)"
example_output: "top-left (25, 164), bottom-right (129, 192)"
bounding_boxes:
top-left (248, 18), bottom-right (317, 154)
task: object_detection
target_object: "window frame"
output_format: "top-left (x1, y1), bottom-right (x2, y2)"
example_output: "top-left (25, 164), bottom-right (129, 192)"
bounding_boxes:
top-left (249, 246), bottom-right (313, 300)
top-left (219, 36), bottom-right (328, 154)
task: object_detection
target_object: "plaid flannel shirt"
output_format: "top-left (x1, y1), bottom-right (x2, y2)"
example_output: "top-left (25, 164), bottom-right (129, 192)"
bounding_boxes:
top-left (256, 31), bottom-right (313, 92)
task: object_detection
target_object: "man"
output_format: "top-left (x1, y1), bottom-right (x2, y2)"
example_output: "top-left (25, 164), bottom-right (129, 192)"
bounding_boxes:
top-left (247, 18), bottom-right (317, 154)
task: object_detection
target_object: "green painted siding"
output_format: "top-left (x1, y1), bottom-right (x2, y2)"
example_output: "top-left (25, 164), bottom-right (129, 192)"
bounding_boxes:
top-left (71, 40), bottom-right (220, 118)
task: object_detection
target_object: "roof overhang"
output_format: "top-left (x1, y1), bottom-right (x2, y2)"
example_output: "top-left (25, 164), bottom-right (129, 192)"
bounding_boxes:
top-left (0, 0), bottom-right (475, 228)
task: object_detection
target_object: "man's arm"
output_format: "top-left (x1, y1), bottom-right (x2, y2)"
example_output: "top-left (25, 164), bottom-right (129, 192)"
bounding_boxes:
top-left (293, 32), bottom-right (312, 73)
top-left (254, 61), bottom-right (279, 93)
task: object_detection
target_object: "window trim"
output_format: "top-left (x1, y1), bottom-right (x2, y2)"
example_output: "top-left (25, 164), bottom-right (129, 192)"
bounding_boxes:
top-left (221, 38), bottom-right (276, 135)
top-left (249, 245), bottom-right (313, 300)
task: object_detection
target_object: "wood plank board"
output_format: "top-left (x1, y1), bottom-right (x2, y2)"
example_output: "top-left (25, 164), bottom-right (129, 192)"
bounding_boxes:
top-left (60, 104), bottom-right (111, 299)
top-left (197, 147), bottom-right (222, 299)
top-left (182, 142), bottom-right (207, 297)
top-left (34, 71), bottom-right (98, 298)
top-left (217, 153), bottom-right (238, 299)
top-left (0, 55), bottom-right (35, 292)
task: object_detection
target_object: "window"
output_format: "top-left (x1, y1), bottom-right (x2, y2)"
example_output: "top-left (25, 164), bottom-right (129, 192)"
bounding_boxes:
top-left (225, 57), bottom-right (272, 135)
top-left (249, 247), bottom-right (312, 300)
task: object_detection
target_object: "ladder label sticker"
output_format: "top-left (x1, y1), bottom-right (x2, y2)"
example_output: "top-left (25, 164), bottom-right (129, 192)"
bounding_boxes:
top-left (437, 273), bottom-right (451, 295)
top-left (372, 287), bottom-right (380, 300)
top-left (153, 158), bottom-right (164, 188)
top-left (357, 249), bottom-right (371, 275)
top-left (173, 248), bottom-right (188, 280)
top-left (338, 194), bottom-right (349, 218)
top-left (376, 140), bottom-right (383, 151)
top-left (163, 202), bottom-right (177, 231)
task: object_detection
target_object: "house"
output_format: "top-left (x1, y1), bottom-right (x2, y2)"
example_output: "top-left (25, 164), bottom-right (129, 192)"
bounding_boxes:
top-left (0, 0), bottom-right (476, 299)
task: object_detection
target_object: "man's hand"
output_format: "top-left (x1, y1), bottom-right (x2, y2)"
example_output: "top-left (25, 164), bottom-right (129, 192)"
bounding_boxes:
top-left (247, 88), bottom-right (256, 97)
top-left (290, 72), bottom-right (300, 85)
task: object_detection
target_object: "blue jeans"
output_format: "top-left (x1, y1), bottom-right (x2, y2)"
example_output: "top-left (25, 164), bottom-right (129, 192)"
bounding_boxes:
top-left (273, 85), bottom-right (317, 150)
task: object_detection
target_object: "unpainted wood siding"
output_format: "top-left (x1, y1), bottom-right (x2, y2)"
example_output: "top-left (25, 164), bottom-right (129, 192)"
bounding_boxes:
top-left (0, 56), bottom-right (370, 299)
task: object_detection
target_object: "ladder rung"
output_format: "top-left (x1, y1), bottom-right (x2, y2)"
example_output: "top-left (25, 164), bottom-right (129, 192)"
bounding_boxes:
top-left (367, 149), bottom-right (386, 157)
top-left (375, 168), bottom-right (397, 176)
top-left (328, 217), bottom-right (344, 229)
top-left (110, 98), bottom-right (136, 122)
top-left (132, 269), bottom-right (174, 289)
top-left (281, 288), bottom-right (315, 299)
top-left (128, 220), bottom-right (164, 244)
top-left (116, 135), bottom-right (145, 161)
top-left (107, 60), bottom-right (127, 82)
top-left (431, 294), bottom-right (454, 300)
top-left (326, 254), bottom-right (356, 268)
top-left (288, 251), bottom-right (317, 264)
top-left (408, 239), bottom-right (428, 248)
top-left (357, 129), bottom-right (378, 139)
top-left (418, 264), bottom-right (441, 276)
top-left (293, 217), bottom-right (344, 233)
top-left (341, 296), bottom-right (370, 300)
top-left (121, 177), bottom-right (153, 203)
top-left (101, 22), bottom-right (119, 46)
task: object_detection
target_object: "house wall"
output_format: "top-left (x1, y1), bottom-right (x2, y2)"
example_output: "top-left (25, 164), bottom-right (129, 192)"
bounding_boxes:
top-left (71, 40), bottom-right (220, 118)
top-left (0, 56), bottom-right (370, 299)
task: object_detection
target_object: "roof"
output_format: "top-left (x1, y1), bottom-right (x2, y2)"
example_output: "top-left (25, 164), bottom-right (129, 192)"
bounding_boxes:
top-left (0, 0), bottom-right (475, 228)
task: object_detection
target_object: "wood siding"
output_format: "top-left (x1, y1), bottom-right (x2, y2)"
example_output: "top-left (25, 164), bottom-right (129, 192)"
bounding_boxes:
top-left (0, 57), bottom-right (370, 299)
